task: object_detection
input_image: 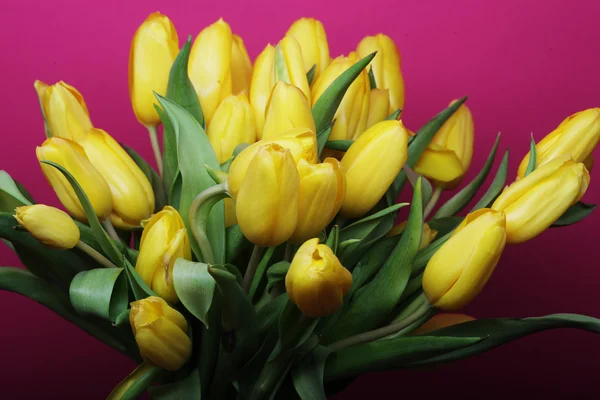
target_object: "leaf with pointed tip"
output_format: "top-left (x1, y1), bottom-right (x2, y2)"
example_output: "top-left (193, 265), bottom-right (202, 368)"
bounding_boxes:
top-left (471, 150), bottom-right (509, 210)
top-left (69, 268), bottom-right (128, 322)
top-left (123, 258), bottom-right (157, 300)
top-left (0, 170), bottom-right (32, 213)
top-left (173, 259), bottom-right (216, 328)
top-left (316, 121), bottom-right (335, 157)
top-left (524, 135), bottom-right (537, 177)
top-left (403, 165), bottom-right (433, 207)
top-left (306, 65), bottom-right (317, 86)
top-left (386, 109), bottom-right (402, 121)
top-left (324, 140), bottom-right (353, 152)
top-left (552, 201), bottom-right (597, 227)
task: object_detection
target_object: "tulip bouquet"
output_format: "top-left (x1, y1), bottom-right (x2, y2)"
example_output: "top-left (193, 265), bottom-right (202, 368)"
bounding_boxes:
top-left (2, 12), bottom-right (600, 400)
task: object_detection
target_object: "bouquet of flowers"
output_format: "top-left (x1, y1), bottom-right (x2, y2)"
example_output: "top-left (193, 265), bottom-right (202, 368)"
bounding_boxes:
top-left (1, 12), bottom-right (599, 399)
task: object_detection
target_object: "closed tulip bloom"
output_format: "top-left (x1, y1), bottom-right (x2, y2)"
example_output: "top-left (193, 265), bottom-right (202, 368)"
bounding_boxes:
top-left (387, 221), bottom-right (437, 250)
top-left (250, 37), bottom-right (311, 136)
top-left (423, 208), bottom-right (506, 311)
top-left (312, 55), bottom-right (370, 141)
top-left (78, 128), bottom-right (155, 228)
top-left (492, 155), bottom-right (589, 244)
top-left (129, 12), bottom-right (179, 126)
top-left (286, 18), bottom-right (330, 81)
top-left (262, 82), bottom-right (316, 140)
top-left (207, 94), bottom-right (257, 163)
top-left (15, 205), bottom-right (80, 249)
top-left (231, 34), bottom-right (253, 95)
top-left (235, 144), bottom-right (299, 246)
top-left (290, 158), bottom-right (346, 243)
top-left (517, 108), bottom-right (600, 178)
top-left (130, 296), bottom-right (192, 371)
top-left (34, 80), bottom-right (93, 141)
top-left (356, 34), bottom-right (405, 113)
top-left (135, 207), bottom-right (191, 303)
top-left (367, 88), bottom-right (391, 128)
top-left (340, 120), bottom-right (408, 218)
top-left (228, 127), bottom-right (318, 197)
top-left (37, 138), bottom-right (112, 221)
top-left (286, 238), bottom-right (352, 317)
top-left (412, 313), bottom-right (475, 335)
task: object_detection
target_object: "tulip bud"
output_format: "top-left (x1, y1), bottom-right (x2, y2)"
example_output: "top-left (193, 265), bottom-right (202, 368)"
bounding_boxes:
top-left (286, 18), bottom-right (330, 81)
top-left (286, 238), bottom-right (352, 317)
top-left (340, 120), bottom-right (408, 218)
top-left (228, 128), bottom-right (318, 198)
top-left (15, 205), bottom-right (80, 249)
top-left (250, 37), bottom-right (311, 136)
top-left (311, 55), bottom-right (370, 141)
top-left (37, 138), bottom-right (112, 221)
top-left (366, 88), bottom-right (391, 128)
top-left (387, 221), bottom-right (437, 250)
top-left (207, 94), bottom-right (257, 163)
top-left (77, 128), bottom-right (155, 228)
top-left (517, 108), bottom-right (600, 178)
top-left (412, 313), bottom-right (475, 335)
top-left (128, 12), bottom-right (179, 127)
top-left (423, 208), bottom-right (507, 311)
top-left (262, 82), bottom-right (316, 140)
top-left (414, 101), bottom-right (474, 188)
top-left (231, 34), bottom-right (253, 95)
top-left (289, 158), bottom-right (346, 243)
top-left (356, 34), bottom-right (405, 113)
top-left (34, 80), bottom-right (93, 141)
top-left (492, 155), bottom-right (589, 244)
top-left (129, 296), bottom-right (192, 371)
top-left (135, 207), bottom-right (192, 304)
top-left (235, 144), bottom-right (299, 246)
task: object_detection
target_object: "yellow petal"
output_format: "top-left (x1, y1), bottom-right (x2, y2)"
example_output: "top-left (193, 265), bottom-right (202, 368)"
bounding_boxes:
top-left (15, 204), bottom-right (80, 249)
top-left (286, 18), bottom-right (330, 81)
top-left (262, 82), bottom-right (316, 140)
top-left (135, 318), bottom-right (192, 370)
top-left (414, 144), bottom-right (465, 187)
top-left (231, 34), bottom-right (252, 95)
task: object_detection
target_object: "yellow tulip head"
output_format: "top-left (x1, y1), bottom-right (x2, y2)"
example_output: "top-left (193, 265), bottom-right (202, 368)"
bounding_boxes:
top-left (340, 120), bottom-right (409, 218)
top-left (289, 158), bottom-right (346, 243)
top-left (207, 94), bottom-right (257, 163)
top-left (414, 101), bottom-right (474, 188)
top-left (492, 155), bottom-right (590, 244)
top-left (128, 12), bottom-right (179, 126)
top-left (135, 206), bottom-right (192, 304)
top-left (231, 34), bottom-right (253, 96)
top-left (423, 208), bottom-right (507, 311)
top-left (286, 17), bottom-right (330, 82)
top-left (235, 144), bottom-right (300, 247)
top-left (36, 137), bottom-right (112, 222)
top-left (77, 128), bottom-right (155, 228)
top-left (356, 34), bottom-right (405, 113)
top-left (34, 80), bottom-right (92, 141)
top-left (387, 221), bottom-right (438, 250)
top-left (366, 88), bottom-right (391, 129)
top-left (517, 108), bottom-right (600, 178)
top-left (129, 296), bottom-right (192, 371)
top-left (262, 81), bottom-right (316, 140)
top-left (15, 205), bottom-right (80, 249)
top-left (286, 238), bottom-right (352, 317)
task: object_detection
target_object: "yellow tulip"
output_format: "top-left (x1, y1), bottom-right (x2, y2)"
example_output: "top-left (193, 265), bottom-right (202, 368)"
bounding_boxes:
top-left (414, 101), bottom-right (474, 188)
top-left (128, 12), bottom-right (179, 127)
top-left (34, 80), bottom-right (93, 141)
top-left (227, 127), bottom-right (318, 198)
top-left (366, 88), bottom-right (391, 128)
top-left (129, 296), bottom-right (192, 371)
top-left (289, 158), bottom-right (346, 243)
top-left (37, 137), bottom-right (112, 222)
top-left (135, 206), bottom-right (191, 304)
top-left (231, 34), bottom-right (253, 95)
top-left (235, 144), bottom-right (299, 246)
top-left (286, 17), bottom-right (330, 81)
top-left (340, 120), bottom-right (408, 218)
top-left (224, 198), bottom-right (237, 228)
top-left (262, 82), bottom-right (316, 140)
top-left (250, 37), bottom-right (311, 137)
top-left (387, 221), bottom-right (437, 250)
top-left (77, 128), bottom-right (155, 228)
top-left (15, 205), bottom-right (80, 249)
top-left (423, 208), bottom-right (507, 311)
top-left (207, 94), bottom-right (257, 163)
top-left (311, 54), bottom-right (370, 141)
top-left (517, 108), bottom-right (600, 178)
top-left (492, 155), bottom-right (589, 244)
top-left (356, 34), bottom-right (405, 113)
top-left (412, 313), bottom-right (475, 335)
top-left (286, 238), bottom-right (352, 317)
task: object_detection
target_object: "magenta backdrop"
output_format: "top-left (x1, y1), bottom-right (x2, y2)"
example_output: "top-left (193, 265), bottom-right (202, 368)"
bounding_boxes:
top-left (2, 0), bottom-right (600, 398)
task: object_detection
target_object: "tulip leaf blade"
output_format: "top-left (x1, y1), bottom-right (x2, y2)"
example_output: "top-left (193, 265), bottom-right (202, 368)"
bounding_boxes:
top-left (386, 97), bottom-right (468, 205)
top-left (292, 345), bottom-right (332, 400)
top-left (324, 140), bottom-right (353, 152)
top-left (173, 259), bottom-right (216, 328)
top-left (524, 134), bottom-right (537, 177)
top-left (325, 225), bottom-right (339, 253)
top-left (278, 300), bottom-right (320, 352)
top-left (249, 246), bottom-right (276, 299)
top-left (123, 257), bottom-right (157, 300)
top-left (306, 64), bottom-right (317, 86)
top-left (122, 144), bottom-right (167, 212)
top-left (266, 261), bottom-right (291, 292)
top-left (209, 265), bottom-right (257, 333)
top-left (552, 201), bottom-right (597, 227)
top-left (412, 230), bottom-right (454, 275)
top-left (40, 161), bottom-right (123, 266)
top-left (148, 369), bottom-right (202, 400)
top-left (386, 109), bottom-right (402, 121)
top-left (349, 236), bottom-right (398, 297)
top-left (472, 149), bottom-right (509, 210)
top-left (155, 104), bottom-right (180, 205)
top-left (0, 170), bottom-right (32, 212)
top-left (427, 216), bottom-right (463, 237)
top-left (316, 121), bottom-right (335, 156)
top-left (433, 132), bottom-right (501, 219)
top-left (368, 67), bottom-right (377, 89)
top-left (226, 224), bottom-right (252, 264)
top-left (110, 362), bottom-right (164, 400)
top-left (69, 267), bottom-right (128, 322)
top-left (312, 52), bottom-right (376, 134)
top-left (403, 165), bottom-right (433, 207)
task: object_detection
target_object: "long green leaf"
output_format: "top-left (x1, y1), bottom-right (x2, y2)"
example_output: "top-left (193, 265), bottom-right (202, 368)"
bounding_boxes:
top-left (316, 121), bottom-right (334, 157)
top-left (156, 105), bottom-right (180, 205)
top-left (426, 216), bottom-right (463, 238)
top-left (266, 261), bottom-right (291, 292)
top-left (0, 170), bottom-right (32, 212)
top-left (324, 140), bottom-right (353, 152)
top-left (209, 266), bottom-right (256, 332)
top-left (173, 259), bottom-right (216, 327)
top-left (306, 65), bottom-right (317, 86)
top-left (524, 135), bottom-right (537, 177)
top-left (278, 300), bottom-right (319, 353)
top-left (552, 201), bottom-right (597, 226)
top-left (148, 369), bottom-right (202, 399)
top-left (339, 203), bottom-right (408, 242)
top-left (403, 165), bottom-right (433, 207)
top-left (292, 345), bottom-right (332, 400)
top-left (69, 268), bottom-right (128, 322)
top-left (471, 150), bottom-right (509, 210)
top-left (386, 109), bottom-right (402, 121)
top-left (226, 224), bottom-right (251, 264)
top-left (123, 258), bottom-right (157, 300)
top-left (249, 246), bottom-right (276, 299)
top-left (412, 230), bottom-right (453, 275)
top-left (123, 144), bottom-right (167, 212)
top-left (349, 236), bottom-right (397, 298)
top-left (113, 363), bottom-right (164, 400)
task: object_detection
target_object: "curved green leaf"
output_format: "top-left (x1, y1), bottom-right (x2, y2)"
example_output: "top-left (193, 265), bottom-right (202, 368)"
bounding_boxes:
top-left (340, 202), bottom-right (408, 242)
top-left (368, 67), bottom-right (377, 89)
top-left (0, 170), bottom-right (32, 212)
top-left (70, 268), bottom-right (128, 322)
top-left (552, 201), bottom-right (597, 227)
top-left (524, 135), bottom-right (537, 177)
top-left (349, 236), bottom-right (397, 298)
top-left (173, 259), bottom-right (216, 327)
top-left (324, 140), bottom-right (353, 152)
top-left (292, 345), bottom-right (332, 400)
top-left (122, 144), bottom-right (167, 212)
top-left (471, 150), bottom-right (509, 210)
top-left (279, 300), bottom-right (319, 353)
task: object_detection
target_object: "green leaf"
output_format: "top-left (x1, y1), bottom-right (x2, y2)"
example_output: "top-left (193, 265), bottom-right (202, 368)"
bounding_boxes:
top-left (433, 133), bottom-right (501, 219)
top-left (306, 64), bottom-right (317, 86)
top-left (368, 67), bottom-right (376, 89)
top-left (249, 246), bottom-right (276, 299)
top-left (386, 109), bottom-right (402, 121)
top-left (524, 134), bottom-right (537, 177)
top-left (278, 300), bottom-right (319, 352)
top-left (553, 201), bottom-right (597, 226)
top-left (155, 105), bottom-right (180, 204)
top-left (312, 52), bottom-right (376, 134)
top-left (209, 266), bottom-right (256, 332)
top-left (325, 225), bottom-right (339, 253)
top-left (122, 144), bottom-right (167, 212)
top-left (324, 140), bottom-right (353, 152)
top-left (426, 216), bottom-right (463, 238)
top-left (316, 121), bottom-right (335, 157)
top-left (155, 94), bottom-right (225, 264)
top-left (173, 259), bottom-right (216, 328)
top-left (0, 170), bottom-right (32, 212)
top-left (349, 236), bottom-right (397, 298)
top-left (69, 268), bottom-right (127, 322)
top-left (148, 369), bottom-right (202, 399)
top-left (112, 362), bottom-right (164, 400)
top-left (386, 97), bottom-right (468, 205)
top-left (76, 222), bottom-right (138, 265)
top-left (412, 230), bottom-right (453, 275)
top-left (40, 161), bottom-right (123, 265)
top-left (14, 179), bottom-right (35, 204)
top-left (123, 258), bottom-right (157, 300)
top-left (471, 150), bottom-right (509, 210)
top-left (403, 165), bottom-right (433, 207)
top-left (226, 224), bottom-right (251, 264)
top-left (266, 261), bottom-right (291, 292)
top-left (257, 293), bottom-right (289, 334)
top-left (292, 345), bottom-right (332, 400)
top-left (339, 202), bottom-right (408, 242)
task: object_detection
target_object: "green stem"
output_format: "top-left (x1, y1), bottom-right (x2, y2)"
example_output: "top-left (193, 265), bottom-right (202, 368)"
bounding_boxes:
top-left (102, 219), bottom-right (122, 243)
top-left (423, 186), bottom-right (443, 220)
top-left (284, 242), bottom-right (294, 262)
top-left (107, 361), bottom-right (163, 400)
top-left (243, 245), bottom-right (264, 292)
top-left (146, 124), bottom-right (163, 177)
top-left (76, 241), bottom-right (118, 268)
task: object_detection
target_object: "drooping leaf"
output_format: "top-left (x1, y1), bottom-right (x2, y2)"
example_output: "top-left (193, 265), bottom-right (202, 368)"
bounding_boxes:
top-left (148, 369), bottom-right (202, 400)
top-left (306, 64), bottom-right (317, 86)
top-left (471, 150), bottom-right (509, 210)
top-left (173, 259), bottom-right (216, 328)
top-left (292, 345), bottom-right (332, 400)
top-left (69, 268), bottom-right (128, 322)
top-left (339, 203), bottom-right (408, 243)
top-left (552, 201), bottom-right (597, 227)
top-left (324, 140), bottom-right (353, 152)
top-left (524, 134), bottom-right (537, 177)
top-left (0, 170), bottom-right (32, 212)
top-left (122, 144), bottom-right (167, 212)
top-left (14, 179), bottom-right (35, 204)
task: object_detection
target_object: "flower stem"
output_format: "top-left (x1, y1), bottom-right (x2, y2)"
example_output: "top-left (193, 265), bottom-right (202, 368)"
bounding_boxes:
top-left (102, 219), bottom-right (122, 243)
top-left (146, 124), bottom-right (163, 177)
top-left (243, 245), bottom-right (264, 292)
top-left (423, 186), bottom-right (443, 220)
top-left (76, 241), bottom-right (118, 268)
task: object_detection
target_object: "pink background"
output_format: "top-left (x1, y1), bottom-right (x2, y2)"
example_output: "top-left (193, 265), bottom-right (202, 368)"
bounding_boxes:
top-left (2, 0), bottom-right (600, 398)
